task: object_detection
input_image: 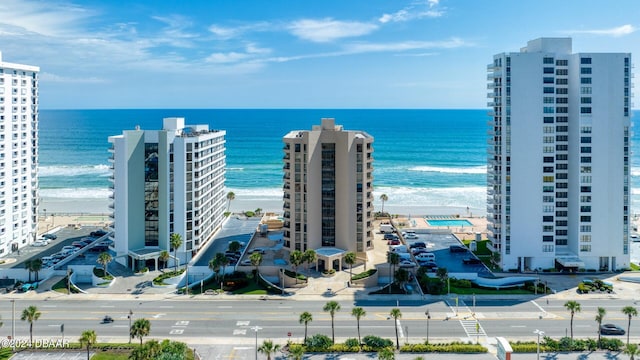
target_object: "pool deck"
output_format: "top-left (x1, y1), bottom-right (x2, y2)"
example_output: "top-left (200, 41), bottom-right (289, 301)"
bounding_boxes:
top-left (395, 213), bottom-right (489, 241)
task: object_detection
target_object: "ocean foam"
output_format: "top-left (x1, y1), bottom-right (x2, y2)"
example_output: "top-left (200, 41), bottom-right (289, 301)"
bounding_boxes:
top-left (408, 165), bottom-right (487, 174)
top-left (40, 188), bottom-right (111, 199)
top-left (39, 164), bottom-right (111, 177)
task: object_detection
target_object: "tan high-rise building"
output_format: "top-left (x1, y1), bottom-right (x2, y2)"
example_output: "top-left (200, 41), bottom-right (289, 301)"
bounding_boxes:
top-left (282, 118), bottom-right (374, 271)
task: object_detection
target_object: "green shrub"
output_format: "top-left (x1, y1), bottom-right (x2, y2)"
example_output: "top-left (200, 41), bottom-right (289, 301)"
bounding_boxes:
top-left (344, 338), bottom-right (360, 348)
top-left (401, 342), bottom-right (487, 353)
top-left (352, 269), bottom-right (377, 281)
top-left (599, 338), bottom-right (623, 351)
top-left (152, 269), bottom-right (185, 285)
top-left (362, 335), bottom-right (393, 349)
top-left (93, 268), bottom-right (113, 280)
top-left (244, 211), bottom-right (255, 217)
top-left (329, 343), bottom-right (360, 352)
top-left (451, 279), bottom-right (472, 288)
top-left (305, 334), bottom-right (333, 351)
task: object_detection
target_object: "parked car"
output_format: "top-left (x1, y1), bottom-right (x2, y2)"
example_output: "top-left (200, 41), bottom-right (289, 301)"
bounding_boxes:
top-left (387, 239), bottom-right (401, 245)
top-left (409, 241), bottom-right (426, 249)
top-left (72, 241), bottom-right (86, 248)
top-left (43, 233), bottom-right (57, 240)
top-left (411, 248), bottom-right (429, 255)
top-left (31, 240), bottom-right (48, 247)
top-left (248, 248), bottom-right (266, 254)
top-left (463, 257), bottom-right (482, 264)
top-left (240, 259), bottom-right (253, 266)
top-left (389, 245), bottom-right (408, 253)
top-left (419, 260), bottom-right (438, 270)
top-left (91, 229), bottom-right (108, 237)
top-left (90, 245), bottom-right (109, 252)
top-left (449, 245), bottom-right (468, 253)
top-left (399, 260), bottom-right (417, 268)
top-left (415, 253), bottom-right (436, 262)
top-left (383, 233), bottom-right (399, 241)
top-left (405, 233), bottom-right (419, 239)
top-left (600, 324), bottom-right (625, 335)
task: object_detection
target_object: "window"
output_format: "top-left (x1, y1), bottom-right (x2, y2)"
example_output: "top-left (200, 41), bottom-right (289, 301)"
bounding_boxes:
top-left (581, 147), bottom-right (591, 153)
top-left (580, 215), bottom-right (591, 222)
top-left (581, 97), bottom-right (592, 104)
top-left (556, 98), bottom-right (568, 104)
top-left (556, 69), bottom-right (568, 75)
top-left (580, 137), bottom-right (591, 143)
top-left (581, 186), bottom-right (592, 193)
top-left (544, 97), bottom-right (555, 104)
top-left (543, 57), bottom-right (554, 64)
top-left (581, 166), bottom-right (591, 173)
top-left (580, 245), bottom-right (591, 252)
top-left (543, 77), bottom-right (554, 84)
top-left (544, 116), bottom-right (554, 123)
top-left (556, 88), bottom-right (568, 94)
top-left (543, 127), bottom-right (554, 134)
top-left (543, 186), bottom-right (554, 192)
top-left (581, 57), bottom-right (592, 64)
top-left (543, 67), bottom-right (554, 74)
top-left (556, 126), bottom-right (568, 132)
top-left (580, 67), bottom-right (592, 74)
top-left (581, 235), bottom-right (591, 242)
top-left (543, 166), bottom-right (554, 173)
top-left (581, 107), bottom-right (592, 114)
top-left (543, 244), bottom-right (554, 252)
top-left (543, 87), bottom-right (554, 94)
top-left (581, 87), bottom-right (592, 94)
top-left (581, 77), bottom-right (592, 84)
top-left (543, 176), bottom-right (554, 182)
top-left (580, 126), bottom-right (592, 133)
top-left (543, 225), bottom-right (554, 232)
top-left (581, 175), bottom-right (592, 183)
top-left (556, 59), bottom-right (568, 66)
top-left (543, 215), bottom-right (553, 222)
top-left (543, 107), bottom-right (554, 114)
top-left (556, 78), bottom-right (568, 85)
top-left (543, 156), bottom-right (554, 162)
top-left (543, 236), bottom-right (554, 243)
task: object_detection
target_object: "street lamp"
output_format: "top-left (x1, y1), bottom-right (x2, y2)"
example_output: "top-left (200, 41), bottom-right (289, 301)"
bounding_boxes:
top-left (534, 329), bottom-right (545, 360)
top-left (128, 310), bottom-right (133, 343)
top-left (251, 325), bottom-right (262, 360)
top-left (11, 299), bottom-right (15, 351)
top-left (425, 310), bottom-right (431, 344)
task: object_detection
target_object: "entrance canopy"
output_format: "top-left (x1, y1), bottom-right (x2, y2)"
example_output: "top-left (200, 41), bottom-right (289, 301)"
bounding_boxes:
top-left (315, 247), bottom-right (347, 271)
top-left (555, 255), bottom-right (584, 269)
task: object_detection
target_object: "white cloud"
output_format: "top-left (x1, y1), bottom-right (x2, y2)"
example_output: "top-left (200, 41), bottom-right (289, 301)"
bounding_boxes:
top-left (208, 22), bottom-right (272, 40)
top-left (39, 72), bottom-right (108, 84)
top-left (0, 0), bottom-right (93, 37)
top-left (345, 38), bottom-right (466, 54)
top-left (379, 1), bottom-right (443, 24)
top-left (206, 43), bottom-right (272, 64)
top-left (568, 24), bottom-right (636, 37)
top-left (288, 18), bottom-right (378, 42)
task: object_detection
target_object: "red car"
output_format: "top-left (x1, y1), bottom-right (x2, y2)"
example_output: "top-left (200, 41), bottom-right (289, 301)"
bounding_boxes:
top-left (387, 239), bottom-right (401, 245)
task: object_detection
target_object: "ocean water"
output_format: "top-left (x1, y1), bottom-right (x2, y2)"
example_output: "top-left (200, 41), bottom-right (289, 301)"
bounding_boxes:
top-left (38, 109), bottom-right (640, 214)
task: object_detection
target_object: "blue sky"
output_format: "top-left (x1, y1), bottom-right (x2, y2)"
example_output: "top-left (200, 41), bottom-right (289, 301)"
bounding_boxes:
top-left (0, 0), bottom-right (638, 109)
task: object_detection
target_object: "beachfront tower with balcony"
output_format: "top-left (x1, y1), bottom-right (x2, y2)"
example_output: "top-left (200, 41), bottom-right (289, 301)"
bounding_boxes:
top-left (108, 117), bottom-right (227, 270)
top-left (0, 52), bottom-right (39, 257)
top-left (487, 38), bottom-right (631, 272)
top-left (282, 118), bottom-right (374, 271)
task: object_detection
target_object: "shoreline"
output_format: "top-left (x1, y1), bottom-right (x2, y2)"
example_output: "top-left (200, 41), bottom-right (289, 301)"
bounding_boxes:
top-left (39, 195), bottom-right (488, 218)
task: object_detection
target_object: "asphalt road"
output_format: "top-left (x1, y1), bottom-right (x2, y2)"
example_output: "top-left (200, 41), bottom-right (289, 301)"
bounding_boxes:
top-left (2, 298), bottom-right (639, 350)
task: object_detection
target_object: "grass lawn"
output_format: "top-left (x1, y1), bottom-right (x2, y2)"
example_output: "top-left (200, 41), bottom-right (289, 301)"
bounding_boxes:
top-left (462, 239), bottom-right (491, 256)
top-left (449, 286), bottom-right (533, 295)
top-left (233, 281), bottom-right (268, 295)
top-left (631, 263), bottom-right (640, 271)
top-left (92, 351), bottom-right (131, 360)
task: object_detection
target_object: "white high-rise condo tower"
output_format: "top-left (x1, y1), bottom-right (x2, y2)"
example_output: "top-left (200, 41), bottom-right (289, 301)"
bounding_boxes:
top-left (0, 52), bottom-right (39, 257)
top-left (282, 118), bottom-right (374, 271)
top-left (108, 118), bottom-right (226, 270)
top-left (487, 38), bottom-right (632, 272)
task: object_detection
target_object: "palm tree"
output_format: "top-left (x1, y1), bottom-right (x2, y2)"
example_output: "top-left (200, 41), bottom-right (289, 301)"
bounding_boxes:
top-left (288, 345), bottom-right (305, 360)
top-left (170, 233), bottom-right (183, 273)
top-left (218, 254), bottom-right (230, 282)
top-left (130, 318), bottom-right (151, 345)
top-left (97, 252), bottom-right (113, 275)
top-left (258, 339), bottom-right (281, 360)
top-left (228, 241), bottom-right (242, 253)
top-left (226, 191), bottom-right (235, 212)
top-left (21, 305), bottom-right (41, 344)
top-left (24, 260), bottom-right (33, 282)
top-left (622, 305), bottom-right (638, 346)
top-left (208, 256), bottom-right (221, 282)
top-left (299, 311), bottom-right (313, 343)
top-left (390, 308), bottom-right (402, 350)
top-left (387, 252), bottom-right (400, 293)
top-left (210, 252), bottom-right (230, 283)
top-left (394, 268), bottom-right (410, 291)
top-left (351, 306), bottom-right (366, 346)
top-left (255, 208), bottom-right (262, 216)
top-left (290, 250), bottom-right (304, 283)
top-left (302, 249), bottom-right (317, 271)
top-left (380, 193), bottom-right (389, 215)
top-left (344, 252), bottom-right (356, 281)
top-left (158, 250), bottom-right (170, 271)
top-left (625, 343), bottom-right (640, 360)
top-left (79, 329), bottom-right (97, 360)
top-left (564, 300), bottom-right (581, 341)
top-left (250, 252), bottom-right (263, 282)
top-left (595, 307), bottom-right (606, 348)
top-left (130, 339), bottom-right (161, 360)
top-left (31, 259), bottom-right (43, 282)
top-left (323, 301), bottom-right (341, 343)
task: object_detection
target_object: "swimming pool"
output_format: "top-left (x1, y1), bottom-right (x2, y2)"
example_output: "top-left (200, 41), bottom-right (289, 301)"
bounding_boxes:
top-left (426, 219), bottom-right (473, 227)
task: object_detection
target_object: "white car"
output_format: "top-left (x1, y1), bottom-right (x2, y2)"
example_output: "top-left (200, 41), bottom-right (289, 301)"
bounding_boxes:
top-left (415, 253), bottom-right (436, 262)
top-left (399, 260), bottom-right (417, 268)
top-left (31, 240), bottom-right (47, 247)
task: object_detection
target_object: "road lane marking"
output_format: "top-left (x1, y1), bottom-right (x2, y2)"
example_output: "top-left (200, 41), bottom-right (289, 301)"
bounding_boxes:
top-left (218, 306), bottom-right (233, 309)
top-left (233, 329), bottom-right (247, 335)
top-left (511, 325), bottom-right (526, 328)
top-left (530, 300), bottom-right (547, 315)
top-left (159, 306), bottom-right (173, 308)
top-left (175, 321), bottom-right (189, 326)
top-left (169, 329), bottom-right (184, 334)
top-left (237, 321), bottom-right (250, 326)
